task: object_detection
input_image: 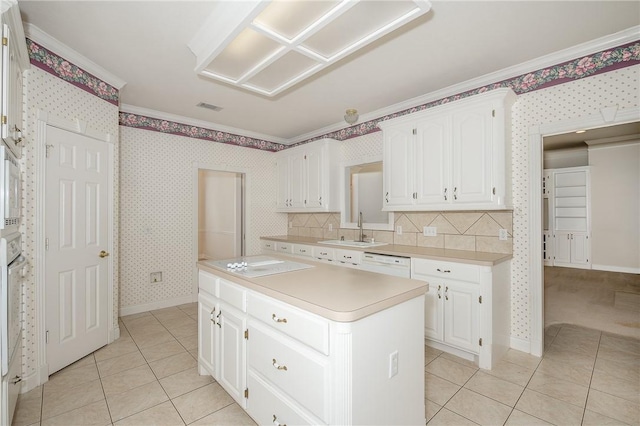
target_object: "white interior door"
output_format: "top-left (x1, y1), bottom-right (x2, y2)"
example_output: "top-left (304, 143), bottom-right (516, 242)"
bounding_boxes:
top-left (45, 126), bottom-right (111, 374)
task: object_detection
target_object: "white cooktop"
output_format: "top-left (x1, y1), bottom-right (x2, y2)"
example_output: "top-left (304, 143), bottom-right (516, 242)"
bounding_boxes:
top-left (203, 255), bottom-right (314, 278)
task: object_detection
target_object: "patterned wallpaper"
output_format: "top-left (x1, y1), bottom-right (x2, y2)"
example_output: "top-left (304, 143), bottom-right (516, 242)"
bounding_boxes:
top-left (118, 126), bottom-right (286, 311)
top-left (21, 67), bottom-right (120, 381)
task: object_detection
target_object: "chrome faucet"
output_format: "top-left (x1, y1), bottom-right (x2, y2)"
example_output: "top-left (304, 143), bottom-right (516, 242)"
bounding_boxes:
top-left (357, 211), bottom-right (364, 242)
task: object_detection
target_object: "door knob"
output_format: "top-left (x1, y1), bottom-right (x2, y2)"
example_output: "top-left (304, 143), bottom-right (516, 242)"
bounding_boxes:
top-left (99, 250), bottom-right (110, 258)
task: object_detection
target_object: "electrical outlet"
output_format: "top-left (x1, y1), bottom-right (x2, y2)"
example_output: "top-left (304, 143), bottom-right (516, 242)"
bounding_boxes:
top-left (499, 229), bottom-right (508, 240)
top-left (396, 225), bottom-right (402, 235)
top-left (423, 226), bottom-right (437, 236)
top-left (328, 223), bottom-right (333, 231)
top-left (388, 350), bottom-right (399, 378)
top-left (150, 272), bottom-right (162, 284)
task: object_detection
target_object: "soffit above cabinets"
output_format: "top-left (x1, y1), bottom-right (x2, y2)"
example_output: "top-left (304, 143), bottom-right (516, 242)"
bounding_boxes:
top-left (188, 0), bottom-right (431, 97)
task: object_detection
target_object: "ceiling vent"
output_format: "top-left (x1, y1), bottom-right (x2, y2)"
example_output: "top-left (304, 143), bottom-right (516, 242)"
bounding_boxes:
top-left (196, 102), bottom-right (223, 112)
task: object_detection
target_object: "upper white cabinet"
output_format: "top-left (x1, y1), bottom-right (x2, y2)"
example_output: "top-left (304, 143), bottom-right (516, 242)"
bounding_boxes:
top-left (379, 88), bottom-right (516, 211)
top-left (1, 2), bottom-right (29, 159)
top-left (276, 138), bottom-right (341, 212)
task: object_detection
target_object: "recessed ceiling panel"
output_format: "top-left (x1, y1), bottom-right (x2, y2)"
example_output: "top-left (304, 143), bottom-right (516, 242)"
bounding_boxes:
top-left (302, 1), bottom-right (419, 58)
top-left (191, 0), bottom-right (431, 95)
top-left (204, 28), bottom-right (282, 80)
top-left (254, 0), bottom-right (341, 40)
top-left (246, 50), bottom-right (319, 92)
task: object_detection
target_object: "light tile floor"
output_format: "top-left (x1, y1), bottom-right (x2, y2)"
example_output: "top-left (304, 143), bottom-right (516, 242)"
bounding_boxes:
top-left (12, 304), bottom-right (640, 426)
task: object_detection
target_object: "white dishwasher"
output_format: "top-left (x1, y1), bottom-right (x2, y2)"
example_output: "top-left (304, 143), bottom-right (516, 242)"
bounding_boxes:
top-left (360, 252), bottom-right (411, 278)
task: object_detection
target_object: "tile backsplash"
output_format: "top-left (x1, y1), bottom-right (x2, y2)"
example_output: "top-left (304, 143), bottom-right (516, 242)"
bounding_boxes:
top-left (287, 211), bottom-right (513, 254)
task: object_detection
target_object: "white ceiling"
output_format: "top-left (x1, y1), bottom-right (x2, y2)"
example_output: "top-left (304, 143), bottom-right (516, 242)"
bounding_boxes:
top-left (17, 1), bottom-right (640, 143)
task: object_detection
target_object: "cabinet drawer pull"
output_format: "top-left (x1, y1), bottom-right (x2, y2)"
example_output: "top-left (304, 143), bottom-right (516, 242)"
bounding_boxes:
top-left (273, 414), bottom-right (287, 426)
top-left (320, 252), bottom-right (328, 256)
top-left (437, 284), bottom-right (441, 299)
top-left (10, 375), bottom-right (21, 385)
top-left (445, 286), bottom-right (449, 301)
top-left (454, 187), bottom-right (458, 200)
top-left (272, 358), bottom-right (288, 371)
top-left (299, 249), bottom-right (306, 253)
top-left (344, 255), bottom-right (351, 259)
top-left (444, 188), bottom-right (447, 201)
top-left (271, 313), bottom-right (288, 324)
top-left (436, 268), bottom-right (451, 273)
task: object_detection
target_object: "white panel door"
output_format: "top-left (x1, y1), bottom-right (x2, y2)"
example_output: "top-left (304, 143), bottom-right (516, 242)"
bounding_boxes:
top-left (424, 284), bottom-right (444, 341)
top-left (383, 125), bottom-right (414, 206)
top-left (289, 153), bottom-right (305, 209)
top-left (198, 293), bottom-right (218, 377)
top-left (554, 232), bottom-right (572, 265)
top-left (275, 157), bottom-right (289, 209)
top-left (570, 232), bottom-right (590, 266)
top-left (219, 303), bottom-right (246, 408)
top-left (443, 281), bottom-right (479, 353)
top-left (45, 126), bottom-right (110, 374)
top-left (452, 105), bottom-right (493, 204)
top-left (306, 147), bottom-right (323, 209)
top-left (415, 115), bottom-right (451, 205)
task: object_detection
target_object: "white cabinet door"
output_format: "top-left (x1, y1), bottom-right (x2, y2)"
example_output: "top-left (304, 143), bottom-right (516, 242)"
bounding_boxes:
top-left (570, 232), bottom-right (590, 266)
top-left (443, 281), bottom-right (479, 353)
top-left (219, 304), bottom-right (247, 407)
top-left (198, 293), bottom-right (218, 377)
top-left (383, 124), bottom-right (414, 206)
top-left (424, 284), bottom-right (443, 341)
top-left (305, 147), bottom-right (323, 208)
top-left (415, 115), bottom-right (450, 205)
top-left (276, 157), bottom-right (290, 209)
top-left (289, 153), bottom-right (305, 209)
top-left (554, 232), bottom-right (572, 265)
top-left (452, 105), bottom-right (493, 204)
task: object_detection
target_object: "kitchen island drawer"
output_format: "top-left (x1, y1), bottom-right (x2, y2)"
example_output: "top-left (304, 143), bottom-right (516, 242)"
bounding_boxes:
top-left (293, 244), bottom-right (313, 257)
top-left (261, 240), bottom-right (276, 251)
top-left (312, 246), bottom-right (334, 261)
top-left (247, 292), bottom-right (329, 355)
top-left (198, 270), bottom-right (218, 296)
top-left (412, 258), bottom-right (480, 282)
top-left (247, 321), bottom-right (329, 422)
top-left (335, 249), bottom-right (361, 265)
top-left (276, 242), bottom-right (293, 254)
top-left (219, 278), bottom-right (246, 312)
top-left (246, 370), bottom-right (323, 426)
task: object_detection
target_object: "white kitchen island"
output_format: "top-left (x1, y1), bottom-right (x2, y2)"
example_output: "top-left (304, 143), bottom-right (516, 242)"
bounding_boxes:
top-left (197, 255), bottom-right (428, 426)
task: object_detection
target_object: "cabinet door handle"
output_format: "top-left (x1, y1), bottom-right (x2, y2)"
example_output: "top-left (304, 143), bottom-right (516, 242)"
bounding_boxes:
top-left (437, 284), bottom-right (441, 299)
top-left (11, 375), bottom-right (21, 385)
top-left (319, 196), bottom-right (322, 205)
top-left (271, 313), bottom-right (288, 324)
top-left (272, 358), bottom-right (288, 371)
top-left (454, 187), bottom-right (458, 200)
top-left (385, 192), bottom-right (389, 203)
top-left (436, 268), bottom-right (451, 273)
top-left (216, 311), bottom-right (222, 328)
top-left (210, 307), bottom-right (216, 322)
top-left (445, 286), bottom-right (449, 301)
top-left (273, 415), bottom-right (287, 426)
top-left (444, 188), bottom-right (447, 201)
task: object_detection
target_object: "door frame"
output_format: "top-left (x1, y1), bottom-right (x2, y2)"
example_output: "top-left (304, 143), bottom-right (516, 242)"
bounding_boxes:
top-left (32, 110), bottom-right (115, 388)
top-left (192, 162), bottom-right (248, 295)
top-left (527, 105), bottom-right (640, 357)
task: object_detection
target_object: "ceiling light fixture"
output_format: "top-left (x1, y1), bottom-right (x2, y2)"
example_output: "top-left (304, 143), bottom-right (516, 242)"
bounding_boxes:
top-left (344, 109), bottom-right (359, 125)
top-left (575, 130), bottom-right (587, 134)
top-left (188, 0), bottom-right (432, 97)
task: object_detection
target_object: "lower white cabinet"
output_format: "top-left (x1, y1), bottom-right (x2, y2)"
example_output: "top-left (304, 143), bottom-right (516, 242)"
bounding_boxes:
top-left (554, 231), bottom-right (590, 268)
top-left (198, 268), bottom-right (425, 425)
top-left (197, 271), bottom-right (247, 408)
top-left (413, 258), bottom-right (510, 369)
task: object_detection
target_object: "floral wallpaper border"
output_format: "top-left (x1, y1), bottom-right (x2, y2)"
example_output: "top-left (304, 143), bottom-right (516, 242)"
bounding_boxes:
top-left (28, 32), bottom-right (638, 152)
top-left (118, 112), bottom-right (285, 152)
top-left (26, 39), bottom-right (119, 106)
top-left (296, 41), bottom-right (640, 147)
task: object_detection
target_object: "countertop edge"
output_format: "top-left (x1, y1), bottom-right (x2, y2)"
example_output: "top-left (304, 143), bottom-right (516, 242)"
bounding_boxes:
top-left (261, 235), bottom-right (512, 266)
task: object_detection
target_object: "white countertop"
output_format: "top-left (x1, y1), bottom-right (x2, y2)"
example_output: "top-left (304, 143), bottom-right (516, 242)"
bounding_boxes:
top-left (262, 235), bottom-right (512, 266)
top-left (198, 255), bottom-right (427, 323)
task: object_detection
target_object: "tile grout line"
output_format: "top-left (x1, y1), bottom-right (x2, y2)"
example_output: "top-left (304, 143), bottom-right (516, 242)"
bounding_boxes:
top-left (580, 331), bottom-right (603, 425)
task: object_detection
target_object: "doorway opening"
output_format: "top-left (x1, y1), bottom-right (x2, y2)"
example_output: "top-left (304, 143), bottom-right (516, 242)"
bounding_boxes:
top-left (529, 108), bottom-right (640, 356)
top-left (197, 169), bottom-right (245, 261)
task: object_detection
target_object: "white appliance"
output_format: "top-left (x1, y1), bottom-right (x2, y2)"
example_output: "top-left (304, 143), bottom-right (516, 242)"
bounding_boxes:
top-left (0, 146), bottom-right (20, 235)
top-left (360, 252), bottom-right (411, 278)
top-left (1, 231), bottom-right (25, 426)
top-left (203, 255), bottom-right (313, 278)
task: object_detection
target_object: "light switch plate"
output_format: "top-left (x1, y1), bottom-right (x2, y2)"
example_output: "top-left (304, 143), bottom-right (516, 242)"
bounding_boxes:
top-left (423, 226), bottom-right (437, 237)
top-left (396, 225), bottom-right (402, 235)
top-left (388, 350), bottom-right (399, 378)
top-left (328, 223), bottom-right (333, 231)
top-left (499, 229), bottom-right (508, 240)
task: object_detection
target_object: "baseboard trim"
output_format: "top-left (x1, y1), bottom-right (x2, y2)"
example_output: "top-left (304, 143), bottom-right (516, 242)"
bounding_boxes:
top-left (591, 264), bottom-right (640, 274)
top-left (120, 294), bottom-right (197, 317)
top-left (510, 336), bottom-right (531, 354)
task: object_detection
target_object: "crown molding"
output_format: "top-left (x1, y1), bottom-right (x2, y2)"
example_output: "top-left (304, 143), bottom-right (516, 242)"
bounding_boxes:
top-left (119, 103), bottom-right (288, 145)
top-left (291, 25), bottom-right (640, 144)
top-left (24, 23), bottom-right (127, 90)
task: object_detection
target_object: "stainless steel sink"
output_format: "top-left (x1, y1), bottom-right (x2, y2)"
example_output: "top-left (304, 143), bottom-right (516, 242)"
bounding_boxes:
top-left (319, 239), bottom-right (388, 248)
